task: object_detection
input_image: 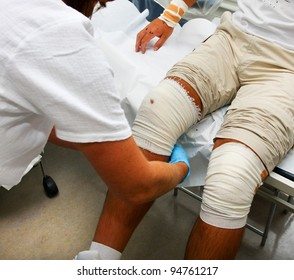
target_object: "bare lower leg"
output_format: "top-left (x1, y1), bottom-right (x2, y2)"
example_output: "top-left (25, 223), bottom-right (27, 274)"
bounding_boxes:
top-left (185, 218), bottom-right (245, 260)
top-left (92, 150), bottom-right (169, 252)
top-left (93, 191), bottom-right (153, 252)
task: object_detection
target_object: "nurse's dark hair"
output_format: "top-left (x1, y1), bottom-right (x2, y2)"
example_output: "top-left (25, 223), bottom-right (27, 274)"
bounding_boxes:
top-left (63, 0), bottom-right (113, 18)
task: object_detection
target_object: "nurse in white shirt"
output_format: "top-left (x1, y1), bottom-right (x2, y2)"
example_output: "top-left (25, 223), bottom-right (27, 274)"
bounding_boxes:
top-left (0, 0), bottom-right (190, 259)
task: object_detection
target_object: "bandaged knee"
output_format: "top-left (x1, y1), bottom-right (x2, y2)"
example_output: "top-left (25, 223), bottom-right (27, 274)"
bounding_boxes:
top-left (132, 78), bottom-right (200, 156)
top-left (200, 142), bottom-right (266, 229)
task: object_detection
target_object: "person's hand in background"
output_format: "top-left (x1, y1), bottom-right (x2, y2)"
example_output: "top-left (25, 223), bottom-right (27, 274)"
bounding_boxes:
top-left (135, 18), bottom-right (174, 54)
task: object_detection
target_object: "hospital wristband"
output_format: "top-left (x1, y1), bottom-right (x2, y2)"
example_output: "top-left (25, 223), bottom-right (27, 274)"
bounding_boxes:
top-left (159, 0), bottom-right (188, 28)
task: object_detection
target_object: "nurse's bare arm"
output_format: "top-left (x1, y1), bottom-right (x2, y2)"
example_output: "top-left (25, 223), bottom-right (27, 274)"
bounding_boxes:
top-left (48, 130), bottom-right (188, 203)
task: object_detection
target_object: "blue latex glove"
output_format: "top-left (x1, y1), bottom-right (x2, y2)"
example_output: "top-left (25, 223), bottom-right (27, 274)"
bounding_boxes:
top-left (169, 144), bottom-right (190, 183)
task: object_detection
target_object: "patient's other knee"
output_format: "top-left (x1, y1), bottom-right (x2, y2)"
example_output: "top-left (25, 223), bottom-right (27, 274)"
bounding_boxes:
top-left (200, 140), bottom-right (267, 229)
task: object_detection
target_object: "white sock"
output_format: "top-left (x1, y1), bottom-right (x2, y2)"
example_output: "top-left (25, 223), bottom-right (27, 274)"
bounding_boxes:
top-left (75, 250), bottom-right (102, 260)
top-left (89, 242), bottom-right (122, 260)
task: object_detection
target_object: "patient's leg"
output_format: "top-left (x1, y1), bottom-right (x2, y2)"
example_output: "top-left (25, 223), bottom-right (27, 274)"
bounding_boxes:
top-left (185, 138), bottom-right (268, 259)
top-left (185, 218), bottom-right (245, 259)
top-left (87, 77), bottom-right (202, 259)
top-left (92, 150), bottom-right (169, 254)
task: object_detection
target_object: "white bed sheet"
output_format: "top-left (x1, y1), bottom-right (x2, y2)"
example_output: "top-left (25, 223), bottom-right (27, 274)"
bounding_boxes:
top-left (93, 0), bottom-right (293, 187)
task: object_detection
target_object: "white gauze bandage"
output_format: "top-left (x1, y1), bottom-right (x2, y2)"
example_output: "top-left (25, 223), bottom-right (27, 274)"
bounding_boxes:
top-left (159, 0), bottom-right (189, 28)
top-left (132, 78), bottom-right (200, 156)
top-left (200, 142), bottom-right (266, 229)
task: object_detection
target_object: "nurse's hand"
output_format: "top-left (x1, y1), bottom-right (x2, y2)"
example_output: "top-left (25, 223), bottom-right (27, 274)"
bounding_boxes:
top-left (135, 18), bottom-right (174, 54)
top-left (169, 144), bottom-right (190, 183)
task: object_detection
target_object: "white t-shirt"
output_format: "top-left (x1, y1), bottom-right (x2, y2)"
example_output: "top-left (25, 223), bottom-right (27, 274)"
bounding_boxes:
top-left (0, 0), bottom-right (131, 187)
top-left (233, 0), bottom-right (294, 50)
top-left (156, 0), bottom-right (294, 49)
